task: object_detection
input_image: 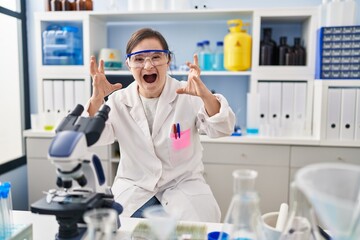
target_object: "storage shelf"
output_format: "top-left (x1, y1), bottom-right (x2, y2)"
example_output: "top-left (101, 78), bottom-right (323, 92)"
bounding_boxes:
top-left (105, 70), bottom-right (252, 76)
top-left (91, 9), bottom-right (254, 23)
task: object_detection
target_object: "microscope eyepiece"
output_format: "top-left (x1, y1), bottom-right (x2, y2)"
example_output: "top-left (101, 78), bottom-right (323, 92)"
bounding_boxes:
top-left (95, 104), bottom-right (111, 122)
top-left (70, 104), bottom-right (84, 117)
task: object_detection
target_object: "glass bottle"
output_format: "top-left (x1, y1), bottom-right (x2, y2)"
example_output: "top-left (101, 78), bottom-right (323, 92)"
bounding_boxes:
top-left (259, 28), bottom-right (277, 65)
top-left (293, 37), bottom-right (306, 66)
top-left (200, 40), bottom-right (213, 71)
top-left (280, 182), bottom-right (321, 240)
top-left (83, 208), bottom-right (118, 240)
top-left (212, 41), bottom-right (225, 71)
top-left (51, 0), bottom-right (63, 11)
top-left (221, 169), bottom-right (266, 240)
top-left (77, 0), bottom-right (93, 10)
top-left (278, 36), bottom-right (290, 66)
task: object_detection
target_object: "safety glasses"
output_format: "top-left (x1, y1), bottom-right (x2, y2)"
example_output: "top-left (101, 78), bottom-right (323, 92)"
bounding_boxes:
top-left (126, 50), bottom-right (170, 69)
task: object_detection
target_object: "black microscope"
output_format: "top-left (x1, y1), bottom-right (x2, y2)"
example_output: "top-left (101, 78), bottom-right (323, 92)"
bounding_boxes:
top-left (31, 104), bottom-right (122, 240)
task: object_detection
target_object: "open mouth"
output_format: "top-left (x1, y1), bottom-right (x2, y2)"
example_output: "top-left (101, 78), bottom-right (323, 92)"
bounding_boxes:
top-left (143, 74), bottom-right (157, 84)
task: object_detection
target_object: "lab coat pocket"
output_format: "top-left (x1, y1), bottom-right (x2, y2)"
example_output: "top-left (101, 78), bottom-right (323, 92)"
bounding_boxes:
top-left (169, 128), bottom-right (193, 167)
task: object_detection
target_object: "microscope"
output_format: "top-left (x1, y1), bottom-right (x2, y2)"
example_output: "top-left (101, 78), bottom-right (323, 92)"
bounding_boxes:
top-left (31, 104), bottom-right (123, 240)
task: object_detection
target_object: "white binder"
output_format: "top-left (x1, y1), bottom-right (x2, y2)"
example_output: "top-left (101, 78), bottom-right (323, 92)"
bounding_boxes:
top-left (43, 80), bottom-right (54, 113)
top-left (268, 82), bottom-right (282, 136)
top-left (64, 80), bottom-right (75, 113)
top-left (281, 82), bottom-right (295, 136)
top-left (340, 88), bottom-right (356, 140)
top-left (326, 88), bottom-right (342, 140)
top-left (258, 82), bottom-right (270, 125)
top-left (53, 80), bottom-right (64, 114)
top-left (293, 82), bottom-right (307, 135)
top-left (356, 89), bottom-right (360, 140)
top-left (74, 80), bottom-right (86, 107)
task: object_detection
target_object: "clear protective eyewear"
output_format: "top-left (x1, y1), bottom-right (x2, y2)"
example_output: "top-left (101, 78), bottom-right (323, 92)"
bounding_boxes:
top-left (126, 49), bottom-right (170, 68)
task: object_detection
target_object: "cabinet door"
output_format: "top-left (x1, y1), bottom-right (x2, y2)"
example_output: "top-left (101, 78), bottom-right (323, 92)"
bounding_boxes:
top-left (204, 163), bottom-right (289, 222)
top-left (290, 145), bottom-right (360, 184)
top-left (27, 157), bottom-right (58, 205)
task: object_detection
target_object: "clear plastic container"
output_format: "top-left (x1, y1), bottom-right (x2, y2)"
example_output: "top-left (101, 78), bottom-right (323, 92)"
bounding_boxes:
top-left (199, 40), bottom-right (213, 71)
top-left (212, 41), bottom-right (225, 71)
top-left (296, 163), bottom-right (360, 240)
top-left (42, 25), bottom-right (83, 65)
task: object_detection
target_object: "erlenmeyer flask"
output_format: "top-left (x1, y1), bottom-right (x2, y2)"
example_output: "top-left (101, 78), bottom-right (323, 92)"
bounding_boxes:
top-left (280, 182), bottom-right (321, 240)
top-left (221, 169), bottom-right (266, 240)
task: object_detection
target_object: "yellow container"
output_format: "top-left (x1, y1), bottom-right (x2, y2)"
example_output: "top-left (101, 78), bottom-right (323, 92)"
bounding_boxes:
top-left (224, 19), bottom-right (252, 71)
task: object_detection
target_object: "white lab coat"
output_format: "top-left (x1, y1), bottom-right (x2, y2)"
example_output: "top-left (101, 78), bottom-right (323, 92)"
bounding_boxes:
top-left (93, 75), bottom-right (235, 222)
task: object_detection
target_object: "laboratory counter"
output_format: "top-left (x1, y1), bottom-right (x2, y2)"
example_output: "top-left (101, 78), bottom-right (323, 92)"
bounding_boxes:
top-left (12, 210), bottom-right (223, 239)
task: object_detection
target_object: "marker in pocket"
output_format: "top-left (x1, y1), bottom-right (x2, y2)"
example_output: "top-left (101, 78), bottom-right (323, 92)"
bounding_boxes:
top-left (173, 123), bottom-right (177, 139)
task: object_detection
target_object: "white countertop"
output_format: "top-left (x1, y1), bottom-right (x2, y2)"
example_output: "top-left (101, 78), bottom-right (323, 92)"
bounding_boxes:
top-left (13, 210), bottom-right (223, 239)
top-left (23, 129), bottom-right (360, 147)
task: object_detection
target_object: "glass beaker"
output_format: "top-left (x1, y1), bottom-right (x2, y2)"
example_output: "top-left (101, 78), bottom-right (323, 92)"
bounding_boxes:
top-left (83, 208), bottom-right (118, 240)
top-left (143, 205), bottom-right (179, 240)
top-left (221, 169), bottom-right (266, 240)
top-left (280, 182), bottom-right (321, 240)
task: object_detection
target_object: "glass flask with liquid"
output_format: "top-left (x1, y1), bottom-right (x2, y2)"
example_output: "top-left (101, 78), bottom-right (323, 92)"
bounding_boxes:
top-left (221, 169), bottom-right (266, 240)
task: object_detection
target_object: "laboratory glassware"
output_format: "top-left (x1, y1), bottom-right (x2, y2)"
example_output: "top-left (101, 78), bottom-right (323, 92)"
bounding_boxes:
top-left (260, 28), bottom-right (277, 65)
top-left (296, 163), bottom-right (360, 240)
top-left (212, 41), bottom-right (225, 71)
top-left (278, 37), bottom-right (290, 66)
top-left (200, 40), bottom-right (213, 71)
top-left (221, 169), bottom-right (266, 240)
top-left (83, 208), bottom-right (118, 240)
top-left (143, 205), bottom-right (179, 240)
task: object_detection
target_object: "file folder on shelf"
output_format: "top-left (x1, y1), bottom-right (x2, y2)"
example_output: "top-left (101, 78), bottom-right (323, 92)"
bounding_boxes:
top-left (74, 80), bottom-right (86, 107)
top-left (281, 82), bottom-right (295, 136)
top-left (293, 82), bottom-right (307, 136)
top-left (356, 89), bottom-right (360, 140)
top-left (64, 80), bottom-right (75, 113)
top-left (53, 80), bottom-right (64, 114)
top-left (326, 88), bottom-right (342, 140)
top-left (43, 80), bottom-right (54, 113)
top-left (258, 81), bottom-right (270, 135)
top-left (340, 88), bottom-right (356, 140)
top-left (268, 82), bottom-right (282, 136)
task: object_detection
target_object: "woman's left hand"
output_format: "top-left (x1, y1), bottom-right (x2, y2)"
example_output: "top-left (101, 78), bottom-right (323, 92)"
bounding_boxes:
top-left (176, 54), bottom-right (212, 99)
top-left (176, 54), bottom-right (220, 116)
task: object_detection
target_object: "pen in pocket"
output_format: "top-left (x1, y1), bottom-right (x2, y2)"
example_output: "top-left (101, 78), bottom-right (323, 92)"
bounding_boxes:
top-left (176, 123), bottom-right (181, 138)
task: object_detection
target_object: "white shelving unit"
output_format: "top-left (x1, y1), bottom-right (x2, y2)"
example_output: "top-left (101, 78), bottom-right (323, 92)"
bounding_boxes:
top-left (29, 8), bottom-right (360, 217)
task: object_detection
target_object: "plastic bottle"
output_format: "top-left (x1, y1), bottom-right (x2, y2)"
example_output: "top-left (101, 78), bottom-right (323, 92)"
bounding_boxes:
top-left (221, 169), bottom-right (266, 240)
top-left (200, 40), bottom-right (213, 71)
top-left (293, 37), bottom-right (306, 66)
top-left (278, 36), bottom-right (290, 66)
top-left (212, 41), bottom-right (225, 71)
top-left (224, 19), bottom-right (252, 71)
top-left (259, 28), bottom-right (277, 65)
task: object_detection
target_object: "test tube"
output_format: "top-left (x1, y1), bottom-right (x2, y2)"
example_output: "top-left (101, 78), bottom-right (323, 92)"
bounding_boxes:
top-left (3, 182), bottom-right (13, 226)
top-left (0, 183), bottom-right (5, 239)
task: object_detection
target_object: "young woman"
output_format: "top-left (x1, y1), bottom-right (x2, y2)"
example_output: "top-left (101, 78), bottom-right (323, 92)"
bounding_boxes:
top-left (87, 28), bottom-right (235, 222)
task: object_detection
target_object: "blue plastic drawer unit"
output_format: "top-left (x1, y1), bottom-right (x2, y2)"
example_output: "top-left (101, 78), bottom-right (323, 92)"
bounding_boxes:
top-left (42, 24), bottom-right (83, 65)
top-left (316, 25), bottom-right (360, 80)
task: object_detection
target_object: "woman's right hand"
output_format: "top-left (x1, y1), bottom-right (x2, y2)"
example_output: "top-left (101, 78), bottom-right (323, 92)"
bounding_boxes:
top-left (90, 55), bottom-right (122, 101)
top-left (88, 56), bottom-right (122, 115)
